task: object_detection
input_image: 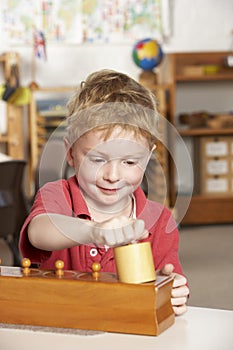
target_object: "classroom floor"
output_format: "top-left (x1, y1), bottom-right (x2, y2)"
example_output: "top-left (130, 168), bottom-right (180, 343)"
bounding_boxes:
top-left (179, 224), bottom-right (233, 310)
top-left (1, 224), bottom-right (233, 310)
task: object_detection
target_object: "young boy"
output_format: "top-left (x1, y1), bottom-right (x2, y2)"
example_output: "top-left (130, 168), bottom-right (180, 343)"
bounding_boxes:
top-left (19, 69), bottom-right (189, 315)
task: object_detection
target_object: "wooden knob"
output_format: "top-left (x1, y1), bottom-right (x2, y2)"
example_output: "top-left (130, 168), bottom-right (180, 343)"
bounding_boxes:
top-left (55, 260), bottom-right (64, 277)
top-left (22, 258), bottom-right (31, 275)
top-left (92, 262), bottom-right (101, 280)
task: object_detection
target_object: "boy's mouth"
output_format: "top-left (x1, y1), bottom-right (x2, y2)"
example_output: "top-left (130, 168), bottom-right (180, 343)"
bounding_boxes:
top-left (97, 186), bottom-right (119, 194)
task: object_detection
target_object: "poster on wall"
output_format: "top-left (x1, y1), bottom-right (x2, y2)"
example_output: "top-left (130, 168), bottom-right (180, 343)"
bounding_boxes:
top-left (0, 0), bottom-right (165, 45)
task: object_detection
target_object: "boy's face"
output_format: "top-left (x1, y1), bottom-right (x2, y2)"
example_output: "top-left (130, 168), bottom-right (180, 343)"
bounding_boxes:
top-left (66, 127), bottom-right (152, 210)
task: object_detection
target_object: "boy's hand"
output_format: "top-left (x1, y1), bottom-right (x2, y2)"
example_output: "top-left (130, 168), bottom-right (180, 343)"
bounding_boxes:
top-left (91, 216), bottom-right (148, 247)
top-left (157, 264), bottom-right (189, 316)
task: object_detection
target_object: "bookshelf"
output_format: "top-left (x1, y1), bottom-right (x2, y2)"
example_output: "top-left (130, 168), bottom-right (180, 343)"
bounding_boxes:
top-left (28, 87), bottom-right (74, 195)
top-left (169, 52), bottom-right (233, 224)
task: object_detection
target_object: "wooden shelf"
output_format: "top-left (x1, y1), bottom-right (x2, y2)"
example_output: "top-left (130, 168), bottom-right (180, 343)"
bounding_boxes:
top-left (28, 87), bottom-right (74, 196)
top-left (168, 51), bottom-right (233, 224)
top-left (176, 73), bottom-right (233, 82)
top-left (178, 128), bottom-right (233, 136)
top-left (174, 51), bottom-right (233, 82)
top-left (178, 195), bottom-right (233, 225)
top-left (0, 52), bottom-right (24, 160)
top-left (139, 74), bottom-right (174, 206)
top-left (0, 135), bottom-right (8, 142)
top-left (31, 86), bottom-right (76, 93)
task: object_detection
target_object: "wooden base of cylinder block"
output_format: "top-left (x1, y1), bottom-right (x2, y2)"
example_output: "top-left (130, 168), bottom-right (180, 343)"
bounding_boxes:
top-left (0, 265), bottom-right (174, 336)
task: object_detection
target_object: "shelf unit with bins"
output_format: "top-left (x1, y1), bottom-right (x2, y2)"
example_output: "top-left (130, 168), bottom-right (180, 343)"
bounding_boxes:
top-left (169, 51), bottom-right (233, 225)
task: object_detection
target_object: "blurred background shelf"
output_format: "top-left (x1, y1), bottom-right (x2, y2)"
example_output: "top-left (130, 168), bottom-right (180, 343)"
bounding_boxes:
top-left (28, 87), bottom-right (74, 196)
top-left (158, 51), bottom-right (233, 225)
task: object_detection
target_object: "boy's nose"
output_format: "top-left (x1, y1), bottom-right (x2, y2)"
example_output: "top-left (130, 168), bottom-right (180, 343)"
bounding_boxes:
top-left (103, 161), bottom-right (120, 182)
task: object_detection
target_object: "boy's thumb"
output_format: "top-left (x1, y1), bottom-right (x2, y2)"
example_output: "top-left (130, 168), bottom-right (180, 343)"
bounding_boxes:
top-left (160, 263), bottom-right (174, 276)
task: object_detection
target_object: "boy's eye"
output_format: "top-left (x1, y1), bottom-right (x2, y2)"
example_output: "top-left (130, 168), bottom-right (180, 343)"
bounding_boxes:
top-left (90, 157), bottom-right (106, 163)
top-left (123, 160), bottom-right (137, 166)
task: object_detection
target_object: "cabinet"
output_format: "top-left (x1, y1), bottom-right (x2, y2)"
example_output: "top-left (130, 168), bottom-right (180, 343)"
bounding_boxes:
top-left (28, 87), bottom-right (74, 195)
top-left (166, 51), bottom-right (233, 225)
top-left (0, 52), bottom-right (24, 160)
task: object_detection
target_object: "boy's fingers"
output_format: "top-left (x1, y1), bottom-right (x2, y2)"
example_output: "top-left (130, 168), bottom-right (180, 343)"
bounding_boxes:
top-left (131, 219), bottom-right (145, 240)
top-left (173, 274), bottom-right (188, 288)
top-left (141, 230), bottom-right (149, 239)
top-left (172, 285), bottom-right (190, 298)
top-left (133, 219), bottom-right (145, 232)
top-left (160, 263), bottom-right (174, 275)
top-left (171, 297), bottom-right (187, 306)
top-left (173, 304), bottom-right (187, 316)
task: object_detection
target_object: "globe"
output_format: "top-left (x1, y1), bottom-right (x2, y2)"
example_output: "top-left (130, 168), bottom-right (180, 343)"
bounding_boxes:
top-left (132, 38), bottom-right (163, 71)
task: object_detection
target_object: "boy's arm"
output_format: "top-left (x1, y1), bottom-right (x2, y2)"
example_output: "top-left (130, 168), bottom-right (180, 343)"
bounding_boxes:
top-left (28, 213), bottom-right (92, 251)
top-left (28, 213), bottom-right (148, 251)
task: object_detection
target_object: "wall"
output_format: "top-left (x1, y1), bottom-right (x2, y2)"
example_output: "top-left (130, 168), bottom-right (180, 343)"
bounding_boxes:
top-left (1, 0), bottom-right (233, 87)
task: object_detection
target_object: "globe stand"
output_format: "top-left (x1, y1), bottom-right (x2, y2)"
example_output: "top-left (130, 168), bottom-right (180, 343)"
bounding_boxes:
top-left (139, 70), bottom-right (158, 90)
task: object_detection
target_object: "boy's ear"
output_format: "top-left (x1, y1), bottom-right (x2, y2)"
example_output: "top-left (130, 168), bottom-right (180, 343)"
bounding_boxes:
top-left (64, 138), bottom-right (74, 167)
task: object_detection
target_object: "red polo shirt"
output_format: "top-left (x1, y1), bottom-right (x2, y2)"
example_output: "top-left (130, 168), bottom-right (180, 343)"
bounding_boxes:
top-left (19, 176), bottom-right (183, 274)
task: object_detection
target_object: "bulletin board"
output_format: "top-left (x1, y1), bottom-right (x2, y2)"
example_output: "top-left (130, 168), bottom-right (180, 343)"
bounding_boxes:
top-left (0, 0), bottom-right (169, 45)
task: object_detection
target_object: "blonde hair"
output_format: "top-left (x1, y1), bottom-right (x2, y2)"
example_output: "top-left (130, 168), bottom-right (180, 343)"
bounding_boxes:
top-left (66, 69), bottom-right (160, 149)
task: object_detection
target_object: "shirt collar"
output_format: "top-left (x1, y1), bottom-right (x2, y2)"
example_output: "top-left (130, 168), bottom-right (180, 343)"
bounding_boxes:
top-left (67, 176), bottom-right (91, 219)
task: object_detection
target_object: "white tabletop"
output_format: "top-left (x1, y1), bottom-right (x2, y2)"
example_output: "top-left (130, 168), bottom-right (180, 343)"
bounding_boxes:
top-left (0, 306), bottom-right (233, 350)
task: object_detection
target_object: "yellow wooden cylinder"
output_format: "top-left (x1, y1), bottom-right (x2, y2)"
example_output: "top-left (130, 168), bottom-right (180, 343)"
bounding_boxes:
top-left (114, 242), bottom-right (156, 284)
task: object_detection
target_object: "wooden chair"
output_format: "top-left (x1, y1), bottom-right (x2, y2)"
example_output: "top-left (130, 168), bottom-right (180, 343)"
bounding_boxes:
top-left (0, 160), bottom-right (28, 266)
